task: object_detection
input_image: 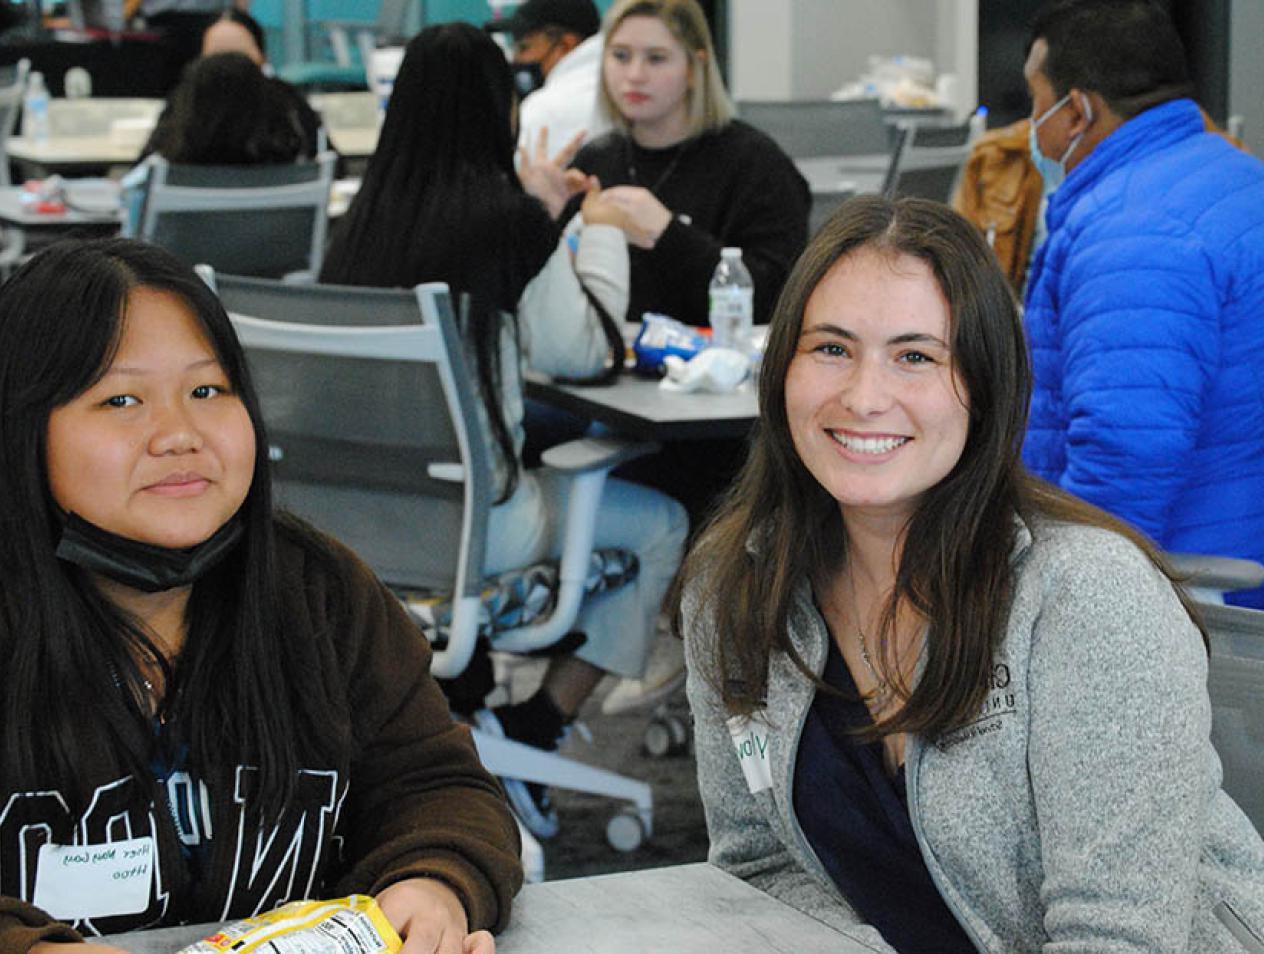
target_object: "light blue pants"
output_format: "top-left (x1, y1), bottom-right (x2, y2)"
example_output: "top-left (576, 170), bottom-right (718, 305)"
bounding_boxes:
top-left (485, 471), bottom-right (689, 679)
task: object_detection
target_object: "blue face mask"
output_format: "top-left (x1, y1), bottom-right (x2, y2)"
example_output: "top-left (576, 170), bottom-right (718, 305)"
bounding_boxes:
top-left (1029, 93), bottom-right (1092, 194)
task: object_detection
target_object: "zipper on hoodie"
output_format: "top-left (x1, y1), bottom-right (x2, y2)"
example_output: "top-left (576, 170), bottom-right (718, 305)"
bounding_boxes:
top-left (1215, 900), bottom-right (1264, 953)
top-left (905, 742), bottom-right (989, 952)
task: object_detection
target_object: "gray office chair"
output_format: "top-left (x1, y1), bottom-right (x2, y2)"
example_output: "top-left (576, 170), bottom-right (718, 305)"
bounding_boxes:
top-left (882, 118), bottom-right (981, 203)
top-left (738, 100), bottom-right (890, 239)
top-left (1199, 601), bottom-right (1264, 833)
top-left (0, 58), bottom-right (31, 188)
top-left (1169, 552), bottom-right (1264, 605)
top-left (206, 271), bottom-right (657, 867)
top-left (808, 189), bottom-right (854, 237)
top-left (136, 152), bottom-right (336, 281)
top-left (737, 97), bottom-right (889, 159)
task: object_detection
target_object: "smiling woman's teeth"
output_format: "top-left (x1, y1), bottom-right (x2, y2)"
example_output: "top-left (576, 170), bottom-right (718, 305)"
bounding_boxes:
top-left (830, 432), bottom-right (909, 454)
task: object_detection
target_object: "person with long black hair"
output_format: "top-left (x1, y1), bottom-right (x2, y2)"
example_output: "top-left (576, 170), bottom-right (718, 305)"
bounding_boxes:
top-left (319, 23), bottom-right (688, 842)
top-left (120, 51), bottom-right (324, 239)
top-left (141, 51), bottom-right (320, 165)
top-left (516, 0), bottom-right (812, 712)
top-left (0, 238), bottom-right (518, 952)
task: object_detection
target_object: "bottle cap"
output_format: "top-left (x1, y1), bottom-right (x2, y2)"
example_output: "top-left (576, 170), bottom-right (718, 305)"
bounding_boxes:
top-left (721, 247), bottom-right (741, 257)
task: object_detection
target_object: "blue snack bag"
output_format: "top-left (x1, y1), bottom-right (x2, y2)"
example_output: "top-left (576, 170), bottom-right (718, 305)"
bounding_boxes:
top-left (632, 313), bottom-right (709, 377)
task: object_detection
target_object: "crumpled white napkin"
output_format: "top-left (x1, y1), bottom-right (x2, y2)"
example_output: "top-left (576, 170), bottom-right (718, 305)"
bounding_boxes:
top-left (660, 347), bottom-right (751, 393)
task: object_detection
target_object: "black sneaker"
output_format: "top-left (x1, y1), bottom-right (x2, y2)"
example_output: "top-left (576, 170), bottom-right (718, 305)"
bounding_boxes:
top-left (473, 708), bottom-right (561, 839)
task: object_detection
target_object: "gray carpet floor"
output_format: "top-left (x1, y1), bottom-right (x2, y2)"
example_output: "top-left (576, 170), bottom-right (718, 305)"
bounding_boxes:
top-left (492, 658), bottom-right (710, 882)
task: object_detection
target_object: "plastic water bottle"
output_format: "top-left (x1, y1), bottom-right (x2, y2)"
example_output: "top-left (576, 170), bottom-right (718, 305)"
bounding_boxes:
top-left (708, 247), bottom-right (754, 351)
top-left (23, 71), bottom-right (50, 145)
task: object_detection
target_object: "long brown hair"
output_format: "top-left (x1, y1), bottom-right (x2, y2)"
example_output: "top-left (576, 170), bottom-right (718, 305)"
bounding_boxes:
top-left (675, 196), bottom-right (1203, 737)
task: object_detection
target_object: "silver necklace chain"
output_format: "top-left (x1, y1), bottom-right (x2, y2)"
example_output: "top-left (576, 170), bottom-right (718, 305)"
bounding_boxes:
top-left (847, 565), bottom-right (890, 706)
top-left (856, 628), bottom-right (889, 705)
top-left (626, 138), bottom-right (688, 196)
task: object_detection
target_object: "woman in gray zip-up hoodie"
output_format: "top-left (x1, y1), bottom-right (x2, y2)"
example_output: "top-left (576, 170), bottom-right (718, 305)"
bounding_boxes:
top-left (678, 196), bottom-right (1264, 952)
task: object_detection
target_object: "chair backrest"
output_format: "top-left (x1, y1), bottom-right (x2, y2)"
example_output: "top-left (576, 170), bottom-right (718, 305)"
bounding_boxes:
top-left (138, 151), bottom-right (336, 279)
top-left (0, 58), bottom-right (30, 188)
top-left (1201, 601), bottom-right (1264, 832)
top-left (808, 189), bottom-right (853, 238)
top-left (209, 272), bottom-right (493, 678)
top-left (737, 98), bottom-right (889, 159)
top-left (882, 119), bottom-right (980, 203)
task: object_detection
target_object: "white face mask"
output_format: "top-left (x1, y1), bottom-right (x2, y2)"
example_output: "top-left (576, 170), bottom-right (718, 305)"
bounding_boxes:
top-left (1029, 92), bottom-right (1093, 193)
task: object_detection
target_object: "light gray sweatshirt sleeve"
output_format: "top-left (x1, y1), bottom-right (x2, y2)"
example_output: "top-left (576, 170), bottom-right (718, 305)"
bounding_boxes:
top-left (517, 219), bottom-right (627, 381)
top-left (1026, 527), bottom-right (1213, 950)
top-left (682, 586), bottom-right (897, 951)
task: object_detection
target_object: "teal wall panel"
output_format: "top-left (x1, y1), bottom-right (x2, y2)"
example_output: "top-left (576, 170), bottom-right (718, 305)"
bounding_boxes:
top-left (252, 0), bottom-right (614, 31)
top-left (250, 0), bottom-right (614, 66)
top-left (425, 0), bottom-right (614, 27)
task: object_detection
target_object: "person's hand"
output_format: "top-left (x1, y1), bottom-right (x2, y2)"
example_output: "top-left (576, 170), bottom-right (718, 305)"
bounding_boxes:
top-left (376, 877), bottom-right (494, 954)
top-left (32, 945), bottom-right (128, 954)
top-left (517, 126), bottom-right (589, 220)
top-left (599, 186), bottom-right (674, 249)
top-left (580, 180), bottom-right (632, 231)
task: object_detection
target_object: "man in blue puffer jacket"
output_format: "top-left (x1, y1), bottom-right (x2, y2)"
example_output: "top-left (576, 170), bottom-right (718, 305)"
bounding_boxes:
top-left (1021, 0), bottom-right (1264, 608)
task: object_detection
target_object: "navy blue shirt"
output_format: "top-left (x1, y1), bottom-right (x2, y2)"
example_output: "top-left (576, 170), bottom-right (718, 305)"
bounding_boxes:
top-left (150, 720), bottom-right (212, 882)
top-left (793, 634), bottom-right (974, 953)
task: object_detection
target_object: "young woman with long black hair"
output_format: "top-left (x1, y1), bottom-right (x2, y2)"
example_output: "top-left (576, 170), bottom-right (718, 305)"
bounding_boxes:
top-left (0, 238), bottom-right (518, 953)
top-left (121, 51), bottom-right (325, 241)
top-left (141, 51), bottom-right (321, 166)
top-left (319, 22), bottom-right (688, 841)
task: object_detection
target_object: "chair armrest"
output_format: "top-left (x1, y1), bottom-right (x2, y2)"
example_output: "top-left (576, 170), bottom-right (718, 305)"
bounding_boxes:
top-left (540, 436), bottom-right (659, 474)
top-left (1168, 552), bottom-right (1264, 593)
top-left (489, 438), bottom-right (657, 655)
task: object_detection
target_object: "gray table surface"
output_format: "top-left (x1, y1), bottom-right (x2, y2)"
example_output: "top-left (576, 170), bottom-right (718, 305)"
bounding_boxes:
top-left (97, 863), bottom-right (883, 953)
top-left (0, 182), bottom-right (124, 227)
top-left (526, 374), bottom-right (758, 442)
top-left (0, 182), bottom-right (125, 267)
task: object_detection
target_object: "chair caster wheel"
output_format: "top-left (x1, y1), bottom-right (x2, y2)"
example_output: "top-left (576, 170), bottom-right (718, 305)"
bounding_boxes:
top-left (606, 809), bottom-right (647, 852)
top-left (643, 714), bottom-right (688, 757)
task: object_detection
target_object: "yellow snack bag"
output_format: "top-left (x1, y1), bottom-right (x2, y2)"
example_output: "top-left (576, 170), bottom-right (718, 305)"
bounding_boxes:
top-left (177, 896), bottom-right (402, 954)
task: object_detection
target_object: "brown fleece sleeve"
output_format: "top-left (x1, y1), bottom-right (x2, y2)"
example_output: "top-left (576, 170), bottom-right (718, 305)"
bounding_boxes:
top-left (300, 531), bottom-right (522, 932)
top-left (0, 899), bottom-right (83, 954)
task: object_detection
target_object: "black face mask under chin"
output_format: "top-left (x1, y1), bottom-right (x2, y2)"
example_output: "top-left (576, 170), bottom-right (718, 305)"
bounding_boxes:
top-left (512, 60), bottom-right (546, 98)
top-left (55, 512), bottom-right (245, 593)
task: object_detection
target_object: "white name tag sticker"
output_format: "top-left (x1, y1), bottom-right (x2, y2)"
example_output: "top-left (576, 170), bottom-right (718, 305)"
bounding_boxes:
top-left (33, 836), bottom-right (154, 919)
top-left (727, 714), bottom-right (773, 794)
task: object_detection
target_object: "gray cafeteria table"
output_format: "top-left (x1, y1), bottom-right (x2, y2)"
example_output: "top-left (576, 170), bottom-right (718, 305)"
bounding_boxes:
top-left (525, 373), bottom-right (758, 442)
top-left (97, 863), bottom-right (885, 953)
